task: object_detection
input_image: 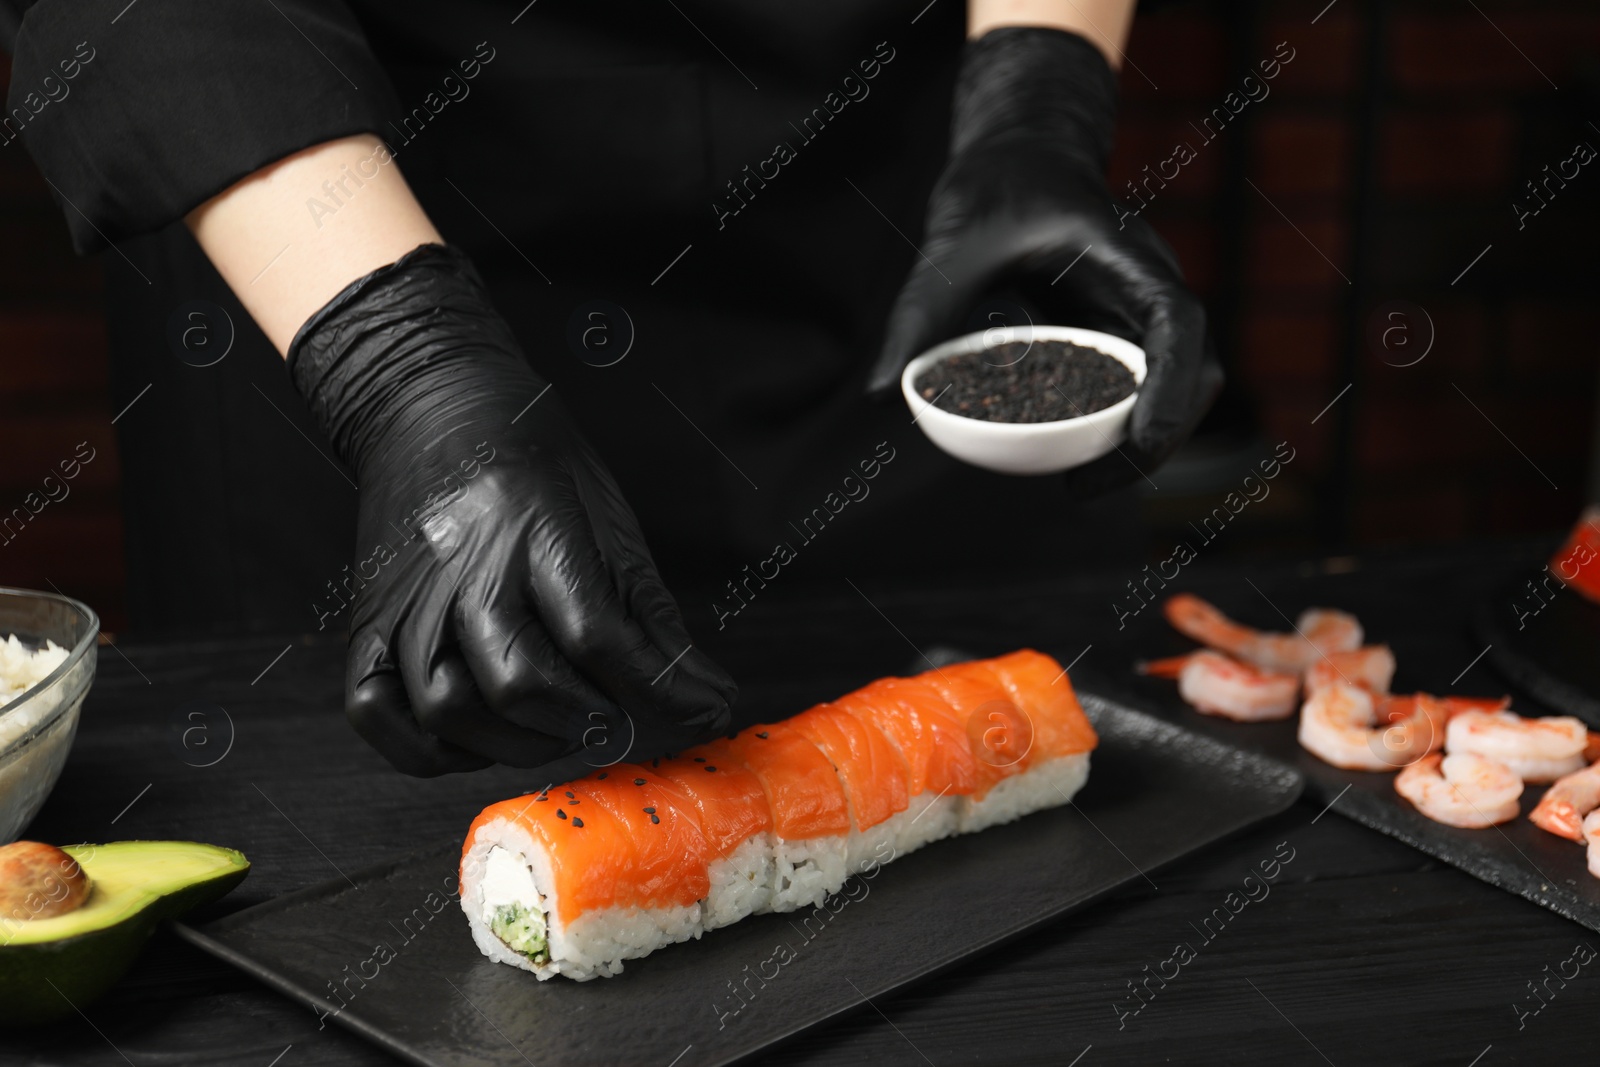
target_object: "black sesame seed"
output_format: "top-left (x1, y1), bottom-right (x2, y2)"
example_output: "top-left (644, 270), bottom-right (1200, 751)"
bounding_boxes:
top-left (556, 809), bottom-right (566, 819)
top-left (693, 757), bottom-right (706, 763)
top-left (756, 731), bottom-right (769, 739)
top-left (535, 795), bottom-right (547, 802)
top-left (597, 772), bottom-right (607, 779)
top-left (915, 340), bottom-right (1136, 424)
top-left (650, 814), bottom-right (660, 824)
top-left (571, 817), bottom-right (583, 828)
top-left (643, 806), bottom-right (656, 814)
top-left (633, 778), bottom-right (647, 786)
top-left (705, 765), bottom-right (717, 772)
top-left (565, 791), bottom-right (575, 798)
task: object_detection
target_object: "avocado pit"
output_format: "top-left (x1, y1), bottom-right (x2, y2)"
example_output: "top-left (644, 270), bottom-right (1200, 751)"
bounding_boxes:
top-left (0, 841), bottom-right (90, 921)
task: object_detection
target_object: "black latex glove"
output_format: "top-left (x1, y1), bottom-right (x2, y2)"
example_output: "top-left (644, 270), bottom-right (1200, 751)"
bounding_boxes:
top-left (869, 27), bottom-right (1222, 494)
top-left (288, 244), bottom-right (736, 776)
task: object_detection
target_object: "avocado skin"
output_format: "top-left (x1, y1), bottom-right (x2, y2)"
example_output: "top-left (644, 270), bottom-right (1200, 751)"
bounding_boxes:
top-left (0, 851), bottom-right (248, 1026)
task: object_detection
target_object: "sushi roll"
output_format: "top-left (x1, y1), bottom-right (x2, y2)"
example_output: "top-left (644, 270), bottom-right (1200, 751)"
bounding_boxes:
top-left (788, 702), bottom-right (911, 873)
top-left (834, 678), bottom-right (973, 853)
top-left (973, 650), bottom-right (1097, 827)
top-left (652, 757), bottom-right (774, 930)
top-left (922, 661), bottom-right (1038, 833)
top-left (691, 724), bottom-right (852, 913)
top-left (460, 649), bottom-right (1098, 980)
top-left (460, 768), bottom-right (708, 981)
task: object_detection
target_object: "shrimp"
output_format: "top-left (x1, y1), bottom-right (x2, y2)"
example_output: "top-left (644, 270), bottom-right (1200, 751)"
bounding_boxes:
top-left (1394, 752), bottom-right (1524, 828)
top-left (1528, 760), bottom-right (1600, 842)
top-left (1304, 645), bottom-right (1395, 695)
top-left (1139, 650), bottom-right (1298, 722)
top-left (1445, 710), bottom-right (1589, 783)
top-left (1297, 681), bottom-right (1444, 771)
top-left (1163, 593), bottom-right (1362, 674)
top-left (1136, 655), bottom-right (1195, 680)
top-left (1584, 811), bottom-right (1600, 879)
top-left (1440, 696), bottom-right (1511, 718)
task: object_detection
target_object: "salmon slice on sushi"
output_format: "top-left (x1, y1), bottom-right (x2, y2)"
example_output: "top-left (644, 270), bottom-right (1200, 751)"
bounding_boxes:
top-left (459, 768), bottom-right (708, 981)
top-left (836, 677), bottom-right (976, 853)
top-left (690, 722), bottom-right (851, 913)
top-left (920, 661), bottom-right (1040, 833)
top-left (980, 650), bottom-right (1097, 823)
top-left (459, 649), bottom-right (1099, 980)
top-left (652, 756), bottom-right (774, 930)
top-left (788, 702), bottom-right (912, 872)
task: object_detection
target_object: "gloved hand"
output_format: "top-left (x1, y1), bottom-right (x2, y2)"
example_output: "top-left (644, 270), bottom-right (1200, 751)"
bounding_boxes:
top-left (869, 27), bottom-right (1222, 494)
top-left (288, 244), bottom-right (736, 775)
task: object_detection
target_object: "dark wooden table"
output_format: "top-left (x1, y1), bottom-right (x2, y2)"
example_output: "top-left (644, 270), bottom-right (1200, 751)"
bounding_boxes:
top-left (6, 542), bottom-right (1595, 1066)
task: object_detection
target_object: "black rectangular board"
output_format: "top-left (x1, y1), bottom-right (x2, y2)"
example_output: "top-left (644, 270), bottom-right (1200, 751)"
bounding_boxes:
top-left (1106, 671), bottom-right (1600, 934)
top-left (174, 694), bottom-right (1301, 1067)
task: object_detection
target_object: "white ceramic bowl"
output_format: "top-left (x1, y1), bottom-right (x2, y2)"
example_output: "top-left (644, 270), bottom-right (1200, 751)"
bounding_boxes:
top-left (902, 325), bottom-right (1146, 475)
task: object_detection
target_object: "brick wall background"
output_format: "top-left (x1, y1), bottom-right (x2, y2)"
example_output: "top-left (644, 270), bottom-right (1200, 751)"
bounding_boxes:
top-left (1, 0), bottom-right (1596, 633)
top-left (1115, 0), bottom-right (1598, 556)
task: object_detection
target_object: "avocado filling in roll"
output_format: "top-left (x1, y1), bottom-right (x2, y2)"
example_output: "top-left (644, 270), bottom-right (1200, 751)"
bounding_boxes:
top-left (488, 901), bottom-right (548, 962)
top-left (482, 845), bottom-right (549, 963)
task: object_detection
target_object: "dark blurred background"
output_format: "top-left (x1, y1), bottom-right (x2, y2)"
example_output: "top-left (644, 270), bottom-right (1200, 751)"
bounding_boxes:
top-left (2, 0), bottom-right (1597, 633)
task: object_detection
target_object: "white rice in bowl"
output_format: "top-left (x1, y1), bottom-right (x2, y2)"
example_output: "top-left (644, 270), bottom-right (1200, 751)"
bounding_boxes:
top-left (0, 633), bottom-right (79, 843)
top-left (0, 635), bottom-right (68, 706)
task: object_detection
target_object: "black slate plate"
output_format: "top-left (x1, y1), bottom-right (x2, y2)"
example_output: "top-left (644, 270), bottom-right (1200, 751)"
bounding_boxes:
top-left (1475, 571), bottom-right (1600, 726)
top-left (173, 694), bottom-right (1301, 1067)
top-left (1107, 671), bottom-right (1600, 934)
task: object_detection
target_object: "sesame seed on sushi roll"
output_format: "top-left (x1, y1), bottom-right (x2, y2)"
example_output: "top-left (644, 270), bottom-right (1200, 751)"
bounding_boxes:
top-left (652, 757), bottom-right (774, 930)
top-left (459, 650), bottom-right (1098, 980)
top-left (460, 769), bottom-right (708, 981)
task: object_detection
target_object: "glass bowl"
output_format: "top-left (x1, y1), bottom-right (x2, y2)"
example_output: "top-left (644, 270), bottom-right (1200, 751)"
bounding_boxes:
top-left (0, 587), bottom-right (98, 844)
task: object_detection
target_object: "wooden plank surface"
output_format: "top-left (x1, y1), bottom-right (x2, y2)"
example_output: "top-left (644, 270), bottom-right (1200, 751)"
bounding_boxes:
top-left (6, 541), bottom-right (1594, 1065)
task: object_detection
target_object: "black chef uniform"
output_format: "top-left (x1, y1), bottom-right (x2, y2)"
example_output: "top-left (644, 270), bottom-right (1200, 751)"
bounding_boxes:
top-left (1, 0), bottom-right (1144, 637)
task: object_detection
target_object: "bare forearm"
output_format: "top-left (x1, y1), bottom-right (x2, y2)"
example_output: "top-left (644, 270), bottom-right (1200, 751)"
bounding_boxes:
top-left (967, 0), bottom-right (1135, 68)
top-left (184, 135), bottom-right (443, 356)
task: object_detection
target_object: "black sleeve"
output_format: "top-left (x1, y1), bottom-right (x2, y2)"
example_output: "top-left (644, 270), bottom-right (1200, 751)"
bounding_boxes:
top-left (3, 0), bottom-right (400, 254)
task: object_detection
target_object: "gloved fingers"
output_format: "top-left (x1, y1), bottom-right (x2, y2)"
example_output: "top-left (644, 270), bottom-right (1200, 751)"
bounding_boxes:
top-left (1127, 289), bottom-right (1209, 455)
top-left (396, 596), bottom-right (574, 768)
top-left (524, 476), bottom-right (735, 730)
top-left (344, 627), bottom-right (492, 777)
top-left (576, 456), bottom-right (738, 721)
top-left (1061, 331), bottom-right (1222, 499)
top-left (618, 570), bottom-right (736, 733)
top-left (1122, 211), bottom-right (1188, 281)
top-left (871, 274), bottom-right (948, 398)
top-left (869, 221), bottom-right (995, 398)
top-left (876, 211), bottom-right (1135, 399)
top-left (453, 591), bottom-right (615, 738)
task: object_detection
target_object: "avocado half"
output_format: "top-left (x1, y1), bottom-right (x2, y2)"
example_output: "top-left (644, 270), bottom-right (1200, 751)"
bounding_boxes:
top-left (0, 840), bottom-right (249, 1026)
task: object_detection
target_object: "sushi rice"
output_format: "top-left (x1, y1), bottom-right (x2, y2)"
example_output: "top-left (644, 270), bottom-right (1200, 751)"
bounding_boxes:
top-left (460, 650), bottom-right (1097, 981)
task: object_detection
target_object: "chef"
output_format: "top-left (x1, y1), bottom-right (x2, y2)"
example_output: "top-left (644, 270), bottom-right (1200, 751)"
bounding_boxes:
top-left (1, 0), bottom-right (1218, 774)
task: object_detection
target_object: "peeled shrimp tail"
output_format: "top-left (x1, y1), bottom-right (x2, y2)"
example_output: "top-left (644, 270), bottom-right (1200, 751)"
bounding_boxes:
top-left (1136, 655), bottom-right (1193, 680)
top-left (1163, 593), bottom-right (1361, 674)
top-left (1584, 811), bottom-right (1600, 879)
top-left (1395, 752), bottom-right (1523, 829)
top-left (1529, 761), bottom-right (1600, 842)
top-left (1299, 682), bottom-right (1442, 772)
